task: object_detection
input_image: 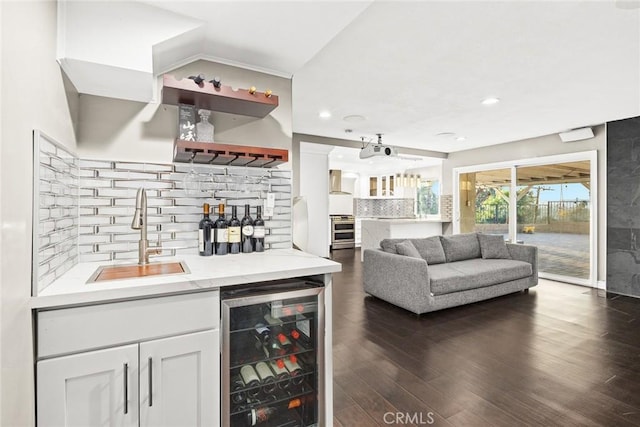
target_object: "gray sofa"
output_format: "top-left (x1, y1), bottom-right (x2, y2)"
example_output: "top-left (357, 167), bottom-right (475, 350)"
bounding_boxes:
top-left (363, 232), bottom-right (538, 314)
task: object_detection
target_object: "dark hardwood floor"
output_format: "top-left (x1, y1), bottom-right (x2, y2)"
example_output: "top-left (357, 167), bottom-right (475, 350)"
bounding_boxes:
top-left (329, 248), bottom-right (640, 427)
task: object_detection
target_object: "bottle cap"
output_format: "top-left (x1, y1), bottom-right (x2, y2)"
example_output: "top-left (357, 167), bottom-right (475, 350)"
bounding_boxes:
top-left (289, 354), bottom-right (297, 364)
top-left (291, 330), bottom-right (300, 340)
top-left (276, 359), bottom-right (285, 369)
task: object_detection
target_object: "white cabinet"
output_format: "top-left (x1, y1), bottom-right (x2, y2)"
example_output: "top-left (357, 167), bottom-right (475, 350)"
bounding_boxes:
top-left (37, 344), bottom-right (139, 427)
top-left (37, 330), bottom-right (218, 427)
top-left (140, 330), bottom-right (218, 427)
top-left (36, 292), bottom-right (220, 427)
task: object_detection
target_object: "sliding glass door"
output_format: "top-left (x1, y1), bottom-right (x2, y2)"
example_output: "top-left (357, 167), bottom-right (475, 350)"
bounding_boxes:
top-left (516, 162), bottom-right (591, 280)
top-left (455, 153), bottom-right (596, 286)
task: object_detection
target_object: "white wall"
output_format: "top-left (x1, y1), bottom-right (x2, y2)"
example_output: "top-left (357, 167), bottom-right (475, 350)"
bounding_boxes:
top-left (77, 59), bottom-right (292, 166)
top-left (300, 142), bottom-right (331, 257)
top-left (444, 125), bottom-right (607, 281)
top-left (0, 1), bottom-right (3, 422)
top-left (1, 2), bottom-right (79, 425)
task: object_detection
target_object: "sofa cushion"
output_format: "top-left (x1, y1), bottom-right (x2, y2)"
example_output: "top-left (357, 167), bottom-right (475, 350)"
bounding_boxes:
top-left (380, 237), bottom-right (446, 264)
top-left (440, 233), bottom-right (481, 262)
top-left (411, 236), bottom-right (446, 265)
top-left (478, 233), bottom-right (512, 259)
top-left (429, 258), bottom-right (532, 296)
top-left (395, 240), bottom-right (422, 259)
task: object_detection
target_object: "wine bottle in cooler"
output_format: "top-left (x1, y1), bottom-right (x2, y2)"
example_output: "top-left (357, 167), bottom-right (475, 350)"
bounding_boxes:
top-left (253, 323), bottom-right (271, 350)
top-left (253, 205), bottom-right (265, 252)
top-left (228, 205), bottom-right (241, 254)
top-left (214, 203), bottom-right (228, 255)
top-left (230, 374), bottom-right (246, 405)
top-left (198, 203), bottom-right (214, 256)
top-left (239, 364), bottom-right (261, 398)
top-left (284, 355), bottom-right (304, 385)
top-left (269, 359), bottom-right (291, 390)
top-left (241, 204), bottom-right (254, 253)
top-left (262, 339), bottom-right (284, 358)
top-left (255, 362), bottom-right (277, 393)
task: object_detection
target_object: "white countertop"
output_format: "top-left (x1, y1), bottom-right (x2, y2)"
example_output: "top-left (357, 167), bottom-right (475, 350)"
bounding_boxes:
top-left (32, 249), bottom-right (341, 309)
top-left (360, 217), bottom-right (446, 224)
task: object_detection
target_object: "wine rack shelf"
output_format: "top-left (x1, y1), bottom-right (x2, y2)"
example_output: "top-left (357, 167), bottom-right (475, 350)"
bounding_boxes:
top-left (162, 74), bottom-right (279, 118)
top-left (173, 139), bottom-right (288, 168)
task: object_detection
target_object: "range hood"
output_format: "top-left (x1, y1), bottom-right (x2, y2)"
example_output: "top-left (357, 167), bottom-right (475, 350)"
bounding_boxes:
top-left (329, 170), bottom-right (351, 195)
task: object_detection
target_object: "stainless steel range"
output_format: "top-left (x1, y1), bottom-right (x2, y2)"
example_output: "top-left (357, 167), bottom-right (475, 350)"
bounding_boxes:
top-left (330, 215), bottom-right (355, 250)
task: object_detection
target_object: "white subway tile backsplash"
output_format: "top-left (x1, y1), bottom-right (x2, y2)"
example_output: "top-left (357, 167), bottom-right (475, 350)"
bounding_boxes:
top-left (37, 151), bottom-right (291, 273)
top-left (79, 159), bottom-right (113, 168)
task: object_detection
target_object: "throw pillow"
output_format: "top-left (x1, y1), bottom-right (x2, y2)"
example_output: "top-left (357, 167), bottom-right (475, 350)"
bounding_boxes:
top-left (380, 239), bottom-right (403, 254)
top-left (478, 233), bottom-right (512, 259)
top-left (411, 237), bottom-right (446, 264)
top-left (395, 240), bottom-right (422, 259)
top-left (440, 233), bottom-right (481, 262)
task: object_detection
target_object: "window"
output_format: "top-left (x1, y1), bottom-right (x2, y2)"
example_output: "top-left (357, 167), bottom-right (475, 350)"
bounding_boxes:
top-left (416, 179), bottom-right (439, 216)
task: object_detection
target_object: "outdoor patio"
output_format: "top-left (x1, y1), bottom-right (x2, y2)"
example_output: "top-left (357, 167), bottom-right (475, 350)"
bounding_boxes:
top-left (515, 232), bottom-right (590, 279)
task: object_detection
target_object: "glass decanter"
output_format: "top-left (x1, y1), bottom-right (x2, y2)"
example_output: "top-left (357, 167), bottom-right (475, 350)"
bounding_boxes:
top-left (196, 109), bottom-right (214, 142)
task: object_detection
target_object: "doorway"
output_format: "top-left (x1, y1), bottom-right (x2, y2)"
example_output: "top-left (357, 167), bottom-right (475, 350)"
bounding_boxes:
top-left (455, 152), bottom-right (597, 286)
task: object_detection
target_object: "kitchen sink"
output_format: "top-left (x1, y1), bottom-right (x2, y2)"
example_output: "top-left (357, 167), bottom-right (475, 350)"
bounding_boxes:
top-left (86, 261), bottom-right (190, 283)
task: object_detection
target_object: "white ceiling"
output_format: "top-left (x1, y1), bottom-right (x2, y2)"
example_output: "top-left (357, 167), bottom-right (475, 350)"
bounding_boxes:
top-left (64, 0), bottom-right (640, 154)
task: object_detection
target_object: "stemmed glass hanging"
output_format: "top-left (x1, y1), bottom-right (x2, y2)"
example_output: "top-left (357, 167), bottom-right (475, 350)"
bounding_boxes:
top-left (183, 153), bottom-right (200, 196)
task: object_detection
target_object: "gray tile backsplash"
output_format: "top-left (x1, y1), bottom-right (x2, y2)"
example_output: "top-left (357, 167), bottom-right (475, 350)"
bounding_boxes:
top-left (35, 137), bottom-right (292, 295)
top-left (354, 198), bottom-right (415, 218)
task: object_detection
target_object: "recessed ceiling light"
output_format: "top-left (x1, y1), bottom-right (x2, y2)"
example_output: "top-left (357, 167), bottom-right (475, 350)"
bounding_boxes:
top-left (337, 154), bottom-right (344, 159)
top-left (343, 114), bottom-right (366, 123)
top-left (481, 97), bottom-right (500, 106)
top-left (319, 111), bottom-right (331, 119)
top-left (435, 132), bottom-right (456, 138)
top-left (456, 136), bottom-right (466, 142)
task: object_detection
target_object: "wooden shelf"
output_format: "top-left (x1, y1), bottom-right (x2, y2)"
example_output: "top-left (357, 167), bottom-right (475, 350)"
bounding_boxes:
top-left (162, 75), bottom-right (279, 118)
top-left (173, 140), bottom-right (288, 168)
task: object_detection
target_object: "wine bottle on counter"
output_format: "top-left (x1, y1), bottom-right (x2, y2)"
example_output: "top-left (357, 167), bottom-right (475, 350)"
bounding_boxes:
top-left (214, 203), bottom-right (228, 255)
top-left (198, 203), bottom-right (214, 256)
top-left (241, 204), bottom-right (254, 253)
top-left (254, 362), bottom-right (277, 393)
top-left (253, 206), bottom-right (265, 252)
top-left (239, 364), bottom-right (261, 398)
top-left (228, 206), bottom-right (241, 254)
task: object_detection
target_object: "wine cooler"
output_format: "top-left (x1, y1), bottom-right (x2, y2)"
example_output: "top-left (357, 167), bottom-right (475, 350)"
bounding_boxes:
top-left (221, 281), bottom-right (325, 427)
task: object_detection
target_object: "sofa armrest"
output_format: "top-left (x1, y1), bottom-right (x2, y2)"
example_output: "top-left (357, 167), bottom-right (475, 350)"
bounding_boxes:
top-left (362, 249), bottom-right (431, 313)
top-left (507, 243), bottom-right (538, 282)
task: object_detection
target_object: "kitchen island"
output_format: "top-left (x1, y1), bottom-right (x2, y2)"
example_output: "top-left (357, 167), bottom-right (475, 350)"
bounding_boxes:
top-left (360, 218), bottom-right (447, 261)
top-left (32, 249), bottom-right (341, 427)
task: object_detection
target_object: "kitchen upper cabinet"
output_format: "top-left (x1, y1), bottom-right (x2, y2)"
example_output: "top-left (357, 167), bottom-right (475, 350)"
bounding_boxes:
top-left (366, 174), bottom-right (398, 198)
top-left (140, 330), bottom-right (219, 427)
top-left (37, 344), bottom-right (139, 427)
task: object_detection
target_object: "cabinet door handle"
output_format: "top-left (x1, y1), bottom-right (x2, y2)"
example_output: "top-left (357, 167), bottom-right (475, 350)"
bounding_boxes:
top-left (148, 357), bottom-right (153, 407)
top-left (123, 363), bottom-right (129, 415)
